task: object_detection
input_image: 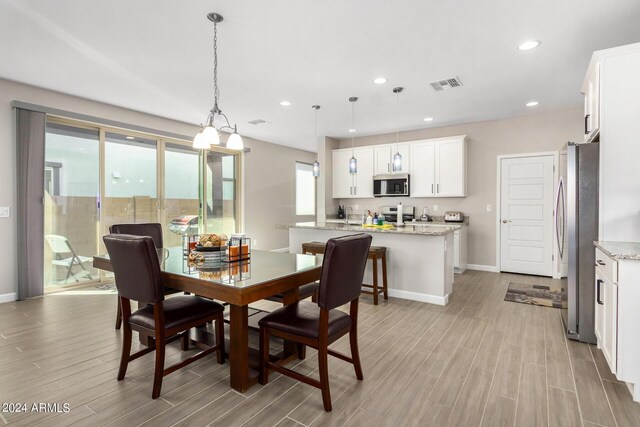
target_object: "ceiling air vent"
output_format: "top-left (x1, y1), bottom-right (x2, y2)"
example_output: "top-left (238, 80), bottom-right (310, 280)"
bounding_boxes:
top-left (247, 119), bottom-right (266, 125)
top-left (429, 76), bottom-right (463, 92)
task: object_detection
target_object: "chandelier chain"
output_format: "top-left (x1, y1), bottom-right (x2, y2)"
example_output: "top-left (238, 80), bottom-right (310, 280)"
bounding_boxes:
top-left (213, 20), bottom-right (220, 113)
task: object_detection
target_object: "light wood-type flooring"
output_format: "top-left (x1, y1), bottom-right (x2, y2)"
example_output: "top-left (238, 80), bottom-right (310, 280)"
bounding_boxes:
top-left (1, 270), bottom-right (639, 426)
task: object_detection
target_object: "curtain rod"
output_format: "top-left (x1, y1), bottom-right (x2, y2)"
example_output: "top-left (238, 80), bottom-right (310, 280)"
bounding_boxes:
top-left (11, 100), bottom-right (251, 152)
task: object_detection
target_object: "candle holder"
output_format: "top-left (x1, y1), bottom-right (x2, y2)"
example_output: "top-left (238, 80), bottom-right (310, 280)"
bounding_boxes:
top-left (224, 234), bottom-right (251, 262)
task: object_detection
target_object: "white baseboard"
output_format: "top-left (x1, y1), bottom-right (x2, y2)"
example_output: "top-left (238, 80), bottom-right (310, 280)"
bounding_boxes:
top-left (467, 264), bottom-right (499, 273)
top-left (270, 247), bottom-right (289, 253)
top-left (387, 289), bottom-right (449, 306)
top-left (0, 293), bottom-right (17, 304)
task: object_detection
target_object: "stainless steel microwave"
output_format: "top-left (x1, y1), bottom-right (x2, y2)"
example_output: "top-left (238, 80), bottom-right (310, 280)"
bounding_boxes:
top-left (373, 174), bottom-right (410, 197)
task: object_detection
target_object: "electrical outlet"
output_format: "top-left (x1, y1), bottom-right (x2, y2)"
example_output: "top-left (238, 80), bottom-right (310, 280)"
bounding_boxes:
top-left (433, 204), bottom-right (439, 212)
top-left (486, 204), bottom-right (492, 212)
top-left (0, 207), bottom-right (10, 218)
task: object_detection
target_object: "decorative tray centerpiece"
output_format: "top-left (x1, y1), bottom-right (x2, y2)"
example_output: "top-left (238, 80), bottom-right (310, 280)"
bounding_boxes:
top-left (188, 233), bottom-right (228, 266)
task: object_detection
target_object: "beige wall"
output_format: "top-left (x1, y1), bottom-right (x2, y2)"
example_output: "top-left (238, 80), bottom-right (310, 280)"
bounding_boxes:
top-left (0, 78), bottom-right (314, 299)
top-left (333, 108), bottom-right (584, 268)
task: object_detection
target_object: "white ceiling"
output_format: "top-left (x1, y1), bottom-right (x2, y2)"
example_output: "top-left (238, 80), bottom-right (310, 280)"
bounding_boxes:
top-left (1, 0), bottom-right (639, 152)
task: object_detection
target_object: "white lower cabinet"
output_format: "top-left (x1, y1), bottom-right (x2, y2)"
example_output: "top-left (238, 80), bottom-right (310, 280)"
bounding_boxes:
top-left (453, 226), bottom-right (467, 273)
top-left (594, 245), bottom-right (640, 402)
top-left (594, 267), bottom-right (617, 373)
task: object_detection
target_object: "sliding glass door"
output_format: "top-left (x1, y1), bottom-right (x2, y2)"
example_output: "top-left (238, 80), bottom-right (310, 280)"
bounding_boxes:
top-left (44, 122), bottom-right (100, 289)
top-left (42, 118), bottom-right (241, 292)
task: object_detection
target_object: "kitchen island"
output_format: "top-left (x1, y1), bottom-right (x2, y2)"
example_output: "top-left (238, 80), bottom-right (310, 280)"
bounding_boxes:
top-left (276, 221), bottom-right (461, 305)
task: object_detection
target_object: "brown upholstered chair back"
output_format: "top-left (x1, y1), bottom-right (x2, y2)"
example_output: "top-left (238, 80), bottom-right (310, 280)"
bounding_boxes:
top-left (317, 234), bottom-right (372, 310)
top-left (109, 223), bottom-right (164, 249)
top-left (103, 234), bottom-right (164, 304)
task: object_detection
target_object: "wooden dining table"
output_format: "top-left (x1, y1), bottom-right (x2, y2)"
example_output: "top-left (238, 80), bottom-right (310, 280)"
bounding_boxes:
top-left (93, 247), bottom-right (322, 392)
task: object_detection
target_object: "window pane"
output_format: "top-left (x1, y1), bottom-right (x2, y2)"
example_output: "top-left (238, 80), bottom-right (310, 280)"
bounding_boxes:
top-left (44, 122), bottom-right (99, 289)
top-left (164, 142), bottom-right (201, 247)
top-left (206, 151), bottom-right (237, 236)
top-left (296, 162), bottom-right (315, 216)
top-left (105, 132), bottom-right (157, 198)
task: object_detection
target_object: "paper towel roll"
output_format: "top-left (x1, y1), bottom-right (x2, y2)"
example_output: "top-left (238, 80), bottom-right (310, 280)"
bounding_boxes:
top-left (396, 203), bottom-right (403, 225)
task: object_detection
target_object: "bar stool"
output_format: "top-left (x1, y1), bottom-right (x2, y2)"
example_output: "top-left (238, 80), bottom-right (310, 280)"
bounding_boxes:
top-left (301, 241), bottom-right (388, 305)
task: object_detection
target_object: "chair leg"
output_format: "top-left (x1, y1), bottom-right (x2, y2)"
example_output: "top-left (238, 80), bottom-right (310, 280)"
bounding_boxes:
top-left (318, 345), bottom-right (332, 412)
top-left (180, 330), bottom-right (190, 351)
top-left (151, 334), bottom-right (166, 399)
top-left (216, 315), bottom-right (225, 364)
top-left (382, 252), bottom-right (388, 300)
top-left (117, 324), bottom-right (132, 381)
top-left (350, 327), bottom-right (363, 381)
top-left (296, 342), bottom-right (307, 360)
top-left (115, 299), bottom-right (122, 330)
top-left (258, 327), bottom-right (269, 385)
top-left (372, 256), bottom-right (379, 305)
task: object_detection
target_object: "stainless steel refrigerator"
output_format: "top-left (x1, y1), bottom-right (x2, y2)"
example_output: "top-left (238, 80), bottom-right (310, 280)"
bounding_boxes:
top-left (561, 142), bottom-right (599, 343)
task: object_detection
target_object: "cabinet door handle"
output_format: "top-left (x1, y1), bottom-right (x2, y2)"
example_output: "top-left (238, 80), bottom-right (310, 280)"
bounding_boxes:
top-left (596, 279), bottom-right (604, 305)
top-left (431, 184), bottom-right (434, 194)
top-left (585, 114), bottom-right (591, 135)
top-left (596, 259), bottom-right (605, 266)
top-left (354, 186), bottom-right (357, 196)
top-left (350, 186), bottom-right (352, 196)
top-left (388, 163), bottom-right (390, 173)
top-left (437, 184), bottom-right (439, 194)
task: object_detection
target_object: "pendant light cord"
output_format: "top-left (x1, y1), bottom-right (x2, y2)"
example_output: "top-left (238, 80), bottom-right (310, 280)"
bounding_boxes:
top-left (351, 100), bottom-right (355, 155)
top-left (396, 91), bottom-right (400, 145)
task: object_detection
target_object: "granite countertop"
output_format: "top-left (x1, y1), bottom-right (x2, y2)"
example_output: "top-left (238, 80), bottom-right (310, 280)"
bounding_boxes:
top-left (277, 222), bottom-right (461, 236)
top-left (326, 215), bottom-right (470, 225)
top-left (594, 241), bottom-right (640, 261)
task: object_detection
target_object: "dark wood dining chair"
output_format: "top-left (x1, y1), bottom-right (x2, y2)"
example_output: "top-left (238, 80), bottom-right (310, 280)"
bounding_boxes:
top-left (258, 233), bottom-right (372, 412)
top-left (103, 234), bottom-right (225, 399)
top-left (109, 223), bottom-right (166, 330)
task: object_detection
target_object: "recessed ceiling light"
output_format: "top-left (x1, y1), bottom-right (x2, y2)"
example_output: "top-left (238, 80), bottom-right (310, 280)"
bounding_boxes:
top-left (348, 128), bottom-right (356, 133)
top-left (280, 101), bottom-right (291, 106)
top-left (526, 101), bottom-right (539, 107)
top-left (518, 40), bottom-right (541, 51)
top-left (423, 117), bottom-right (434, 122)
top-left (373, 77), bottom-right (388, 85)
top-left (126, 136), bottom-right (135, 140)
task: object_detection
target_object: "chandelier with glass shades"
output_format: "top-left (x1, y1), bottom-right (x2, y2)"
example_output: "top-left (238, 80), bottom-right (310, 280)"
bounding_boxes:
top-left (193, 12), bottom-right (244, 151)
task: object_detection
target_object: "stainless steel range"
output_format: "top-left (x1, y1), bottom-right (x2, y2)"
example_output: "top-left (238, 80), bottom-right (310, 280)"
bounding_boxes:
top-left (380, 205), bottom-right (415, 223)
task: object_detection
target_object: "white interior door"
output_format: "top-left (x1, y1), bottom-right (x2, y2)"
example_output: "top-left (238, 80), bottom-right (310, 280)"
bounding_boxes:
top-left (500, 155), bottom-right (554, 276)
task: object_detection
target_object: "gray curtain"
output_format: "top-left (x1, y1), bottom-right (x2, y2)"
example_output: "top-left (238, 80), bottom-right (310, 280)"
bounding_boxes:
top-left (16, 108), bottom-right (45, 300)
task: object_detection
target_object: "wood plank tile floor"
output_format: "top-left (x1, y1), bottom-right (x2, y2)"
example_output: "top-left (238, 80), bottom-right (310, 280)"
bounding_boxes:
top-left (1, 270), bottom-right (639, 426)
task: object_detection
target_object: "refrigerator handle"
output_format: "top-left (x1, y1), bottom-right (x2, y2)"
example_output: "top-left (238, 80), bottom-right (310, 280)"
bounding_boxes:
top-left (555, 177), bottom-right (565, 259)
top-left (596, 279), bottom-right (604, 305)
top-left (585, 114), bottom-right (591, 135)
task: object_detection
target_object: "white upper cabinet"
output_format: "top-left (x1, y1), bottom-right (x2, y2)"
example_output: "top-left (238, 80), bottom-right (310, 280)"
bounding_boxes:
top-left (435, 137), bottom-right (466, 197)
top-left (352, 147), bottom-right (374, 198)
top-left (374, 144), bottom-right (410, 175)
top-left (332, 147), bottom-right (374, 198)
top-left (582, 60), bottom-right (600, 142)
top-left (409, 136), bottom-right (466, 198)
top-left (332, 149), bottom-right (353, 199)
top-left (409, 141), bottom-right (436, 197)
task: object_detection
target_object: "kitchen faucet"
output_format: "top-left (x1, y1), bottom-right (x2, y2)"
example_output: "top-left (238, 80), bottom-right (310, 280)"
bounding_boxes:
top-left (345, 206), bottom-right (354, 224)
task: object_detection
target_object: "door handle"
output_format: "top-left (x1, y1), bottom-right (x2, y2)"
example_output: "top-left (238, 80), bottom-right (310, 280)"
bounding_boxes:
top-left (502, 220), bottom-right (512, 223)
top-left (596, 260), bottom-right (606, 266)
top-left (596, 279), bottom-right (604, 305)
